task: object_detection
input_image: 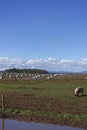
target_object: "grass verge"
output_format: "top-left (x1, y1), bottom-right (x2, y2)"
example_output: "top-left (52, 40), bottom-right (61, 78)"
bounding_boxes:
top-left (0, 108), bottom-right (87, 121)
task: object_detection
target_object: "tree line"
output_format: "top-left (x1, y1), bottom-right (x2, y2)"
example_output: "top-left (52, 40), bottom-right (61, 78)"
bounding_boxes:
top-left (5, 68), bottom-right (49, 74)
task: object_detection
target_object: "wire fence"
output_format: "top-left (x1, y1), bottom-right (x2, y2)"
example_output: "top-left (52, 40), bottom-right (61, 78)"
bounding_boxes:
top-left (0, 93), bottom-right (52, 112)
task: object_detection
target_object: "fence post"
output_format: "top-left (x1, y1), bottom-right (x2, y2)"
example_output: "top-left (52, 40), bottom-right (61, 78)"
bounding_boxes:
top-left (1, 95), bottom-right (5, 110)
top-left (2, 118), bottom-right (4, 130)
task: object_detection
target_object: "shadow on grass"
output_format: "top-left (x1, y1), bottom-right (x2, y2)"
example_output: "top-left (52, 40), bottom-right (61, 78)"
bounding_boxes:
top-left (75, 94), bottom-right (87, 97)
top-left (82, 94), bottom-right (87, 97)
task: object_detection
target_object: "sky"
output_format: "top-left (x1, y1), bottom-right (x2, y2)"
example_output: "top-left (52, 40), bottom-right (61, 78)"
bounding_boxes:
top-left (0, 0), bottom-right (87, 72)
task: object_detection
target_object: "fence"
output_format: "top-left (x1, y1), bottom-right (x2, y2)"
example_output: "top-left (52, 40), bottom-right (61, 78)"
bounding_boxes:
top-left (0, 93), bottom-right (53, 112)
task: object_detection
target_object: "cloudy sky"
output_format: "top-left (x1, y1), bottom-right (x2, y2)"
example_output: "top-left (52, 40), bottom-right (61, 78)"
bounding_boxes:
top-left (0, 0), bottom-right (87, 72)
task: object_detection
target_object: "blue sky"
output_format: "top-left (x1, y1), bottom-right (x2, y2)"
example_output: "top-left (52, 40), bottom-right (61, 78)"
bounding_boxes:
top-left (0, 0), bottom-right (87, 71)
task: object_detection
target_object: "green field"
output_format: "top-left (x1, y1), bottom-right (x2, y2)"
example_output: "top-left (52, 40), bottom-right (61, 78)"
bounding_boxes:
top-left (0, 77), bottom-right (87, 128)
top-left (0, 78), bottom-right (87, 98)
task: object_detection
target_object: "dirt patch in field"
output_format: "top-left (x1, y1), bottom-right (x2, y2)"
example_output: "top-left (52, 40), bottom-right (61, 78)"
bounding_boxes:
top-left (0, 93), bottom-right (87, 129)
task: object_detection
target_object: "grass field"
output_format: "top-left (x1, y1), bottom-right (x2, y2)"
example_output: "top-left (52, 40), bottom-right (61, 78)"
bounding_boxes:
top-left (0, 74), bottom-right (87, 128)
top-left (0, 77), bottom-right (87, 98)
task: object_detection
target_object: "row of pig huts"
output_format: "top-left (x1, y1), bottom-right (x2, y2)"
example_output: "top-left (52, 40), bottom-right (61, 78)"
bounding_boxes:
top-left (0, 72), bottom-right (87, 80)
top-left (0, 72), bottom-right (60, 80)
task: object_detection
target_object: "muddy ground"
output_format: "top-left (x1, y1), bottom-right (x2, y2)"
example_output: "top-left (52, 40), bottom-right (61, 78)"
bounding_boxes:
top-left (0, 93), bottom-right (87, 129)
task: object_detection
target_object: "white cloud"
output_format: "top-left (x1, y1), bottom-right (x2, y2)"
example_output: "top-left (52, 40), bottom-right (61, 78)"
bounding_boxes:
top-left (0, 57), bottom-right (87, 72)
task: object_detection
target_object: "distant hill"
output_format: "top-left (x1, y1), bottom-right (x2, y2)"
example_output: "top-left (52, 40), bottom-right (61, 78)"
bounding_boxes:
top-left (0, 71), bottom-right (4, 73)
top-left (4, 68), bottom-right (49, 74)
top-left (49, 71), bottom-right (74, 74)
top-left (49, 70), bottom-right (87, 74)
top-left (79, 71), bottom-right (87, 74)
top-left (1, 69), bottom-right (87, 74)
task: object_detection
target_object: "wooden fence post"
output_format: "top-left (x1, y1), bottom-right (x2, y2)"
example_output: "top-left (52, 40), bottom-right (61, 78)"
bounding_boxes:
top-left (2, 118), bottom-right (4, 130)
top-left (1, 95), bottom-right (5, 110)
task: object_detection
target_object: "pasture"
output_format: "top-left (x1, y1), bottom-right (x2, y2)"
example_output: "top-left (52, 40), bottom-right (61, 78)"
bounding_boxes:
top-left (0, 74), bottom-right (87, 128)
